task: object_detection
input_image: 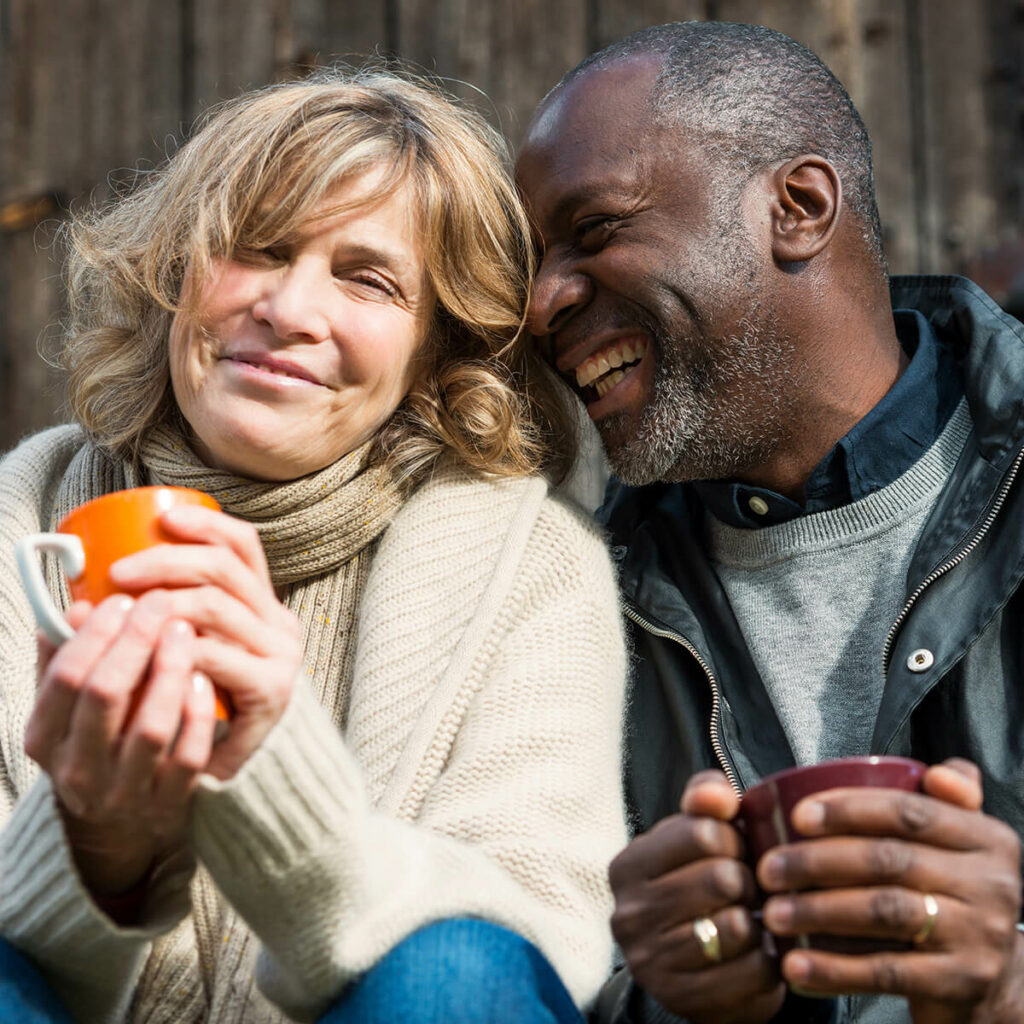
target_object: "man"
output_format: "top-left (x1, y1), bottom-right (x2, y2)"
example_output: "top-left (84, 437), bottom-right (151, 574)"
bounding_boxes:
top-left (516, 21), bottom-right (1024, 1024)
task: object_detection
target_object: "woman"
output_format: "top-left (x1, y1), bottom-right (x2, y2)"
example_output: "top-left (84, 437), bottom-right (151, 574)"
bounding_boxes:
top-left (0, 68), bottom-right (627, 1024)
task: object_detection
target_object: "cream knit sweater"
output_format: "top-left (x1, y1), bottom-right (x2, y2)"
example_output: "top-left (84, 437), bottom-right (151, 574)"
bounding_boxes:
top-left (0, 426), bottom-right (628, 1023)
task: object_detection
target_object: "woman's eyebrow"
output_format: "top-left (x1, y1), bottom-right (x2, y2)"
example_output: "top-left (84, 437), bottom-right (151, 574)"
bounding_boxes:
top-left (333, 242), bottom-right (416, 275)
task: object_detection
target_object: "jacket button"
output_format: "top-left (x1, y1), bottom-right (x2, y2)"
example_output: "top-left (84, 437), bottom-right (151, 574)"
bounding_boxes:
top-left (907, 648), bottom-right (935, 672)
top-left (748, 496), bottom-right (770, 515)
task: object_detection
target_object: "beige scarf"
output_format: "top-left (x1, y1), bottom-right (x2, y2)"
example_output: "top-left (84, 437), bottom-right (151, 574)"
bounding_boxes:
top-left (50, 421), bottom-right (405, 730)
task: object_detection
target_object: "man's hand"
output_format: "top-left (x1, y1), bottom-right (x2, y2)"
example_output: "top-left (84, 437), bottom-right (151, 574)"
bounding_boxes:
top-left (609, 771), bottom-right (785, 1023)
top-left (758, 759), bottom-right (1023, 1022)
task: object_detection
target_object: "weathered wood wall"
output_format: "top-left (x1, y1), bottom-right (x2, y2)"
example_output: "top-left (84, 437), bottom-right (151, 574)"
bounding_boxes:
top-left (2, 0), bottom-right (1022, 450)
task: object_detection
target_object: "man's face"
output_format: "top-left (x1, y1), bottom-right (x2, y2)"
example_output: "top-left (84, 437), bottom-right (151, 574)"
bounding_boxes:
top-left (516, 58), bottom-right (797, 486)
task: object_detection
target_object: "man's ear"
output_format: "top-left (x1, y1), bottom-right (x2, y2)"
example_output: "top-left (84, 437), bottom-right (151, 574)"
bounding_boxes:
top-left (770, 155), bottom-right (841, 263)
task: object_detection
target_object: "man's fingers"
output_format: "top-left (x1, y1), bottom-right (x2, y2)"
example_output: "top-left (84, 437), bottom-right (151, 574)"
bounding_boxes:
top-left (781, 947), bottom-right (1001, 1004)
top-left (757, 836), bottom-right (978, 897)
top-left (610, 812), bottom-right (745, 887)
top-left (790, 787), bottom-right (997, 851)
top-left (681, 769), bottom-right (740, 820)
top-left (612, 853), bottom-right (758, 947)
top-left (763, 886), bottom-right (949, 944)
top-left (923, 760), bottom-right (983, 811)
top-left (651, 947), bottom-right (784, 1018)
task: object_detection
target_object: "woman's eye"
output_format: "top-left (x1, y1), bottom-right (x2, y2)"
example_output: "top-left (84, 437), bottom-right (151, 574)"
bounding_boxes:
top-left (234, 245), bottom-right (285, 265)
top-left (344, 271), bottom-right (399, 298)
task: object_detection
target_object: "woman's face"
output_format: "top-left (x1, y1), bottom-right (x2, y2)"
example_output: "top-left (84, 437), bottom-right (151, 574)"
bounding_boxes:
top-left (169, 170), bottom-right (433, 480)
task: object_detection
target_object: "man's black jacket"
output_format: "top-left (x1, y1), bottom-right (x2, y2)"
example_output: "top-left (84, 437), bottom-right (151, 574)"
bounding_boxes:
top-left (595, 276), bottom-right (1024, 1024)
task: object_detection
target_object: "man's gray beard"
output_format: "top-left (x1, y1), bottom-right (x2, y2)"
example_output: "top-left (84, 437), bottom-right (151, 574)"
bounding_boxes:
top-left (601, 311), bottom-right (796, 487)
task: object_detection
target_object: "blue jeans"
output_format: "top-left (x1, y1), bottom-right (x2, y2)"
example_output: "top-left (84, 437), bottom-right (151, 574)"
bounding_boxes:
top-left (320, 918), bottom-right (584, 1023)
top-left (0, 940), bottom-right (73, 1023)
top-left (0, 919), bottom-right (583, 1024)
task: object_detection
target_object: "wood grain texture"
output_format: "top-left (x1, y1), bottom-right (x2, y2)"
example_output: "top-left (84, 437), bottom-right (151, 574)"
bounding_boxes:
top-left (2, 0), bottom-right (1022, 449)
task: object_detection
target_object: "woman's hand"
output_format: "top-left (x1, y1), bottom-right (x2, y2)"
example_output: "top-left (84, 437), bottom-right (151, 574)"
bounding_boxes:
top-left (25, 595), bottom-right (217, 903)
top-left (108, 505), bottom-right (303, 781)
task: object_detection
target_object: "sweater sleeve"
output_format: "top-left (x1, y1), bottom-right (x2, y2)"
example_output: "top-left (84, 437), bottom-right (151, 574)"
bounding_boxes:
top-left (0, 775), bottom-right (196, 1023)
top-left (192, 491), bottom-right (628, 1022)
top-left (0, 430), bottom-right (197, 1023)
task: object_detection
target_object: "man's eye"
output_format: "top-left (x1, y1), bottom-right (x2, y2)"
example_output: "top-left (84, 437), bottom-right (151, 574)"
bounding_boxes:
top-left (574, 217), bottom-right (617, 248)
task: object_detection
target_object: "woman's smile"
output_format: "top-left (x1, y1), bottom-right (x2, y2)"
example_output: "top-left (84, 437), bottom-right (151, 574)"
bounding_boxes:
top-left (220, 351), bottom-right (329, 389)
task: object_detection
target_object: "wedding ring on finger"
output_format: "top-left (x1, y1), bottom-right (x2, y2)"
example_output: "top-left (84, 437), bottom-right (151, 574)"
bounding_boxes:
top-left (912, 893), bottom-right (939, 945)
top-left (693, 916), bottom-right (723, 963)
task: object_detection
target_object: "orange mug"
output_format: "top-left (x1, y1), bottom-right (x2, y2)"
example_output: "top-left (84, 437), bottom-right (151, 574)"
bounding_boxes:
top-left (16, 486), bottom-right (231, 722)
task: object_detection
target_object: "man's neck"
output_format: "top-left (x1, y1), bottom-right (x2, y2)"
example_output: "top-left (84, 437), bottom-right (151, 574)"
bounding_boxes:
top-left (738, 321), bottom-right (909, 503)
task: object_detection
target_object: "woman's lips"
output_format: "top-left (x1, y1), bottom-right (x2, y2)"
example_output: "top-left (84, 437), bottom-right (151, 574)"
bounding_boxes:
top-left (223, 353), bottom-right (325, 387)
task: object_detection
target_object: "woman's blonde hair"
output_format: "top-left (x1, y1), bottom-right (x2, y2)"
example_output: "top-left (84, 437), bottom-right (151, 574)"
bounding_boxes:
top-left (62, 65), bottom-right (575, 485)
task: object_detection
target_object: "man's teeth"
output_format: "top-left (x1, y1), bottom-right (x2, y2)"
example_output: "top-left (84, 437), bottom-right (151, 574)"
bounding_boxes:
top-left (594, 369), bottom-right (626, 397)
top-left (575, 338), bottom-right (646, 388)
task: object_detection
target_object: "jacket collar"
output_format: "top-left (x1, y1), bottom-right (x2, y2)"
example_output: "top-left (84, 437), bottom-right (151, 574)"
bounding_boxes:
top-left (601, 276), bottom-right (1024, 774)
top-left (602, 275), bottom-right (1024, 588)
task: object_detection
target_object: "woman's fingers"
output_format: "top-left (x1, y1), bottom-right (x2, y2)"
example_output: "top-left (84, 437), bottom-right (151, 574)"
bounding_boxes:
top-left (162, 506), bottom-right (272, 584)
top-left (108, 507), bottom-right (273, 596)
top-left (110, 619), bottom-right (194, 812)
top-left (59, 592), bottom-right (178, 809)
top-left (25, 595), bottom-right (134, 769)
top-left (153, 672), bottom-right (217, 809)
top-left (160, 584), bottom-right (289, 654)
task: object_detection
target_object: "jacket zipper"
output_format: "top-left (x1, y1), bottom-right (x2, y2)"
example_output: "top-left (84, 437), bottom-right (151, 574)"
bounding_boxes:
top-left (623, 604), bottom-right (742, 795)
top-left (883, 445), bottom-right (1024, 675)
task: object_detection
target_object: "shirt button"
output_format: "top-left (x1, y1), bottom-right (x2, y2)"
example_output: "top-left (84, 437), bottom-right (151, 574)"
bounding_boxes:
top-left (747, 496), bottom-right (770, 516)
top-left (906, 648), bottom-right (935, 672)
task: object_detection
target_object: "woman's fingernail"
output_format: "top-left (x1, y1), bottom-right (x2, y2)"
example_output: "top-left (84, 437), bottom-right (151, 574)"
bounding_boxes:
top-left (108, 558), bottom-right (136, 580)
top-left (192, 672), bottom-right (209, 694)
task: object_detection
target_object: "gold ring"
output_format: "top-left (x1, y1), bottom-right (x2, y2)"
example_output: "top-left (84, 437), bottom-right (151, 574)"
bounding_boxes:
top-left (912, 893), bottom-right (939, 945)
top-left (693, 916), bottom-right (722, 963)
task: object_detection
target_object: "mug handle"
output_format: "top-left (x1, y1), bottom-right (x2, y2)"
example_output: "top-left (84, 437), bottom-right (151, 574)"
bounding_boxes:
top-left (15, 533), bottom-right (86, 646)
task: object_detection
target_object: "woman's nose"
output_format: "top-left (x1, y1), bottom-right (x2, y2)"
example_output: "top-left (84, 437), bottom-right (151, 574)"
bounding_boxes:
top-left (526, 256), bottom-right (592, 338)
top-left (251, 263), bottom-right (331, 343)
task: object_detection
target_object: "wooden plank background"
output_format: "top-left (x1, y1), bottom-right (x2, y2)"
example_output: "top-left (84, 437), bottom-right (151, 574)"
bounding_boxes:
top-left (2, 0), bottom-right (1022, 450)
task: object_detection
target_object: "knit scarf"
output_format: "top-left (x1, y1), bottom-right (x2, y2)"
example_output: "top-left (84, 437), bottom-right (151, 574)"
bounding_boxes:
top-left (50, 422), bottom-right (405, 727)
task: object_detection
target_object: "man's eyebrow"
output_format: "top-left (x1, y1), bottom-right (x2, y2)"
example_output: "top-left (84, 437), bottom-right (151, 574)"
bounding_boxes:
top-left (545, 182), bottom-right (637, 228)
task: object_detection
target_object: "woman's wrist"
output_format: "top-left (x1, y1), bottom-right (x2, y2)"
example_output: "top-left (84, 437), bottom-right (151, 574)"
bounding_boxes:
top-left (58, 804), bottom-right (162, 902)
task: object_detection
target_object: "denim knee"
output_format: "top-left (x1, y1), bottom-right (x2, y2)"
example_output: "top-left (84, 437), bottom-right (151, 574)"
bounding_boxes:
top-left (320, 917), bottom-right (583, 1024)
top-left (0, 939), bottom-right (74, 1023)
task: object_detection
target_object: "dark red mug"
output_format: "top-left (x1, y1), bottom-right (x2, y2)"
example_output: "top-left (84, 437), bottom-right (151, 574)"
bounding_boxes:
top-left (738, 755), bottom-right (926, 957)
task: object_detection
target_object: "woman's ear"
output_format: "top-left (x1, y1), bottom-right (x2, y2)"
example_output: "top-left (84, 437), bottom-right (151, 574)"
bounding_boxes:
top-left (770, 155), bottom-right (841, 263)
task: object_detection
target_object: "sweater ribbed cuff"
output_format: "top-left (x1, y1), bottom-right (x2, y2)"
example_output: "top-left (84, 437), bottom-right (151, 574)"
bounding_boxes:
top-left (193, 678), bottom-right (365, 878)
top-left (0, 775), bottom-right (195, 1021)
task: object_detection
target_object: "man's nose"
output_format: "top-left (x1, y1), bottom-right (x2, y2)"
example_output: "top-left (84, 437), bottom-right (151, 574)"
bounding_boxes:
top-left (527, 257), bottom-right (593, 338)
top-left (252, 264), bottom-right (330, 343)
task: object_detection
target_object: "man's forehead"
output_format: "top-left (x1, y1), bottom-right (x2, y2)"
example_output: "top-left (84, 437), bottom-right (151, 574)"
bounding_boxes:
top-left (526, 55), bottom-right (662, 148)
top-left (517, 56), bottom-right (663, 218)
